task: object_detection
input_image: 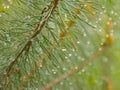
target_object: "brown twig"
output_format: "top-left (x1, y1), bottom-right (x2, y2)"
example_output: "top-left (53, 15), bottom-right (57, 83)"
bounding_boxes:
top-left (6, 0), bottom-right (59, 78)
top-left (41, 46), bottom-right (107, 90)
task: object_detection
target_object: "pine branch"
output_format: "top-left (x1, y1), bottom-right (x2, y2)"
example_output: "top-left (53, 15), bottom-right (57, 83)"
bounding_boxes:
top-left (6, 0), bottom-right (60, 80)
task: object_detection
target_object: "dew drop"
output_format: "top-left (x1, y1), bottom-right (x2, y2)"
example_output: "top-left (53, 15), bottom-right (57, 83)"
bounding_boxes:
top-left (103, 10), bottom-right (107, 13)
top-left (81, 69), bottom-right (85, 73)
top-left (114, 22), bottom-right (117, 26)
top-left (78, 71), bottom-right (82, 75)
top-left (114, 13), bottom-right (118, 16)
top-left (83, 33), bottom-right (87, 37)
top-left (69, 82), bottom-right (72, 85)
top-left (57, 66), bottom-right (60, 68)
top-left (98, 47), bottom-right (102, 51)
top-left (106, 34), bottom-right (109, 38)
top-left (40, 64), bottom-right (42, 68)
top-left (6, 5), bottom-right (10, 9)
top-left (108, 17), bottom-right (112, 21)
top-left (53, 71), bottom-right (57, 74)
top-left (98, 18), bottom-right (102, 21)
top-left (60, 82), bottom-right (63, 85)
top-left (95, 21), bottom-right (98, 23)
top-left (67, 59), bottom-right (70, 62)
top-left (65, 56), bottom-right (68, 59)
top-left (26, 16), bottom-right (31, 19)
top-left (52, 69), bottom-right (55, 72)
top-left (81, 58), bottom-right (85, 61)
top-left (84, 4), bottom-right (87, 7)
top-left (72, 49), bottom-right (75, 52)
top-left (119, 17), bottom-right (120, 20)
top-left (8, 0), bottom-right (12, 2)
top-left (100, 12), bottom-right (103, 15)
top-left (45, 72), bottom-right (49, 75)
top-left (4, 43), bottom-right (7, 46)
top-left (85, 19), bottom-right (88, 22)
top-left (75, 66), bottom-right (78, 70)
top-left (63, 67), bottom-right (66, 71)
top-left (111, 10), bottom-right (114, 14)
top-left (62, 48), bottom-right (66, 52)
top-left (102, 6), bottom-right (105, 9)
top-left (98, 29), bottom-right (102, 32)
top-left (68, 53), bottom-right (72, 57)
top-left (88, 62), bottom-right (92, 66)
top-left (77, 56), bottom-right (81, 60)
top-left (74, 53), bottom-right (77, 56)
top-left (103, 57), bottom-right (108, 62)
top-left (77, 41), bottom-right (80, 44)
top-left (87, 41), bottom-right (90, 45)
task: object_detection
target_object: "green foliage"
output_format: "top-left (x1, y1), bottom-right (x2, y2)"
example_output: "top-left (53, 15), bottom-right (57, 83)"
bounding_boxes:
top-left (0, 0), bottom-right (120, 90)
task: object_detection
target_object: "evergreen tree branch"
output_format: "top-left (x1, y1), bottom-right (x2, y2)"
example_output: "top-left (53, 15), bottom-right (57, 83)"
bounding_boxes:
top-left (42, 45), bottom-right (108, 90)
top-left (6, 0), bottom-right (60, 80)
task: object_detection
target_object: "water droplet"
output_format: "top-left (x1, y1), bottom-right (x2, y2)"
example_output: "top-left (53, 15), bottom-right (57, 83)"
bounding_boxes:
top-left (60, 82), bottom-right (63, 85)
top-left (88, 62), bottom-right (92, 66)
top-left (67, 59), bottom-right (70, 62)
top-left (102, 6), bottom-right (105, 9)
top-left (69, 82), bottom-right (72, 85)
top-left (68, 53), bottom-right (72, 57)
top-left (100, 12), bottom-right (103, 15)
top-left (103, 10), bottom-right (107, 13)
top-left (83, 33), bottom-right (87, 37)
top-left (119, 17), bottom-right (120, 20)
top-left (8, 0), bottom-right (12, 2)
top-left (45, 72), bottom-right (49, 75)
top-left (103, 57), bottom-right (108, 62)
top-left (78, 71), bottom-right (82, 75)
top-left (74, 53), bottom-right (77, 56)
top-left (87, 41), bottom-right (90, 45)
top-left (72, 49), bottom-right (75, 52)
top-left (77, 41), bottom-right (80, 44)
top-left (53, 71), bottom-right (57, 74)
top-left (110, 33), bottom-right (113, 36)
top-left (114, 22), bottom-right (117, 26)
top-left (26, 16), bottom-right (31, 19)
top-left (95, 21), bottom-right (98, 23)
top-left (84, 4), bottom-right (87, 7)
top-left (52, 69), bottom-right (55, 72)
top-left (98, 29), bottom-right (102, 32)
top-left (81, 58), bottom-right (85, 61)
top-left (62, 48), bottom-right (66, 52)
top-left (85, 19), bottom-right (88, 22)
top-left (98, 18), bottom-right (102, 21)
top-left (77, 56), bottom-right (81, 60)
top-left (75, 66), bottom-right (78, 70)
top-left (111, 10), bottom-right (114, 14)
top-left (81, 69), bottom-right (85, 73)
top-left (106, 34), bottom-right (109, 38)
top-left (40, 64), bottom-right (42, 68)
top-left (114, 13), bottom-right (118, 16)
top-left (63, 67), bottom-right (66, 71)
top-left (98, 47), bottom-right (102, 51)
top-left (65, 56), bottom-right (68, 59)
top-left (4, 43), bottom-right (7, 46)
top-left (109, 17), bottom-right (112, 21)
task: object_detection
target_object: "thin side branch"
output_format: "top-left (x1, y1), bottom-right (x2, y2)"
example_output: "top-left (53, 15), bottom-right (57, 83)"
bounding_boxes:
top-left (41, 46), bottom-right (107, 90)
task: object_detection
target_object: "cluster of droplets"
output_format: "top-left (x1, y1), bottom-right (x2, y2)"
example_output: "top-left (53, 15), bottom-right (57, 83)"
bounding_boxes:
top-left (2, 0), bottom-right (13, 9)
